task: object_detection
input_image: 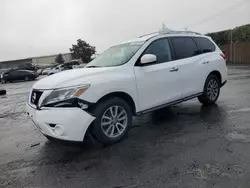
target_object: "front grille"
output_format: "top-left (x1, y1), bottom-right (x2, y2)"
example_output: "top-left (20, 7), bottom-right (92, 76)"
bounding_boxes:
top-left (30, 90), bottom-right (43, 106)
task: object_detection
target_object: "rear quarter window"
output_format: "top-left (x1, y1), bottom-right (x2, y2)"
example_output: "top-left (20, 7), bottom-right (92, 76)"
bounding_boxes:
top-left (193, 37), bottom-right (216, 53)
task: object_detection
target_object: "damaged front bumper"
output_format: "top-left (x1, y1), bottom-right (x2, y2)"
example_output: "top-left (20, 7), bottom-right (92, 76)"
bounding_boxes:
top-left (26, 103), bottom-right (95, 142)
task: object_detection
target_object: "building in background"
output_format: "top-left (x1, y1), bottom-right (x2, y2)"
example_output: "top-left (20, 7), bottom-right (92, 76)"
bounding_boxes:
top-left (32, 53), bottom-right (72, 67)
top-left (0, 53), bottom-right (72, 69)
top-left (0, 58), bottom-right (32, 69)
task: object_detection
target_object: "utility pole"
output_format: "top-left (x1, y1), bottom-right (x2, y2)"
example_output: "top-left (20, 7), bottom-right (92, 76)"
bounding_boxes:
top-left (230, 29), bottom-right (233, 64)
top-left (234, 41), bottom-right (239, 64)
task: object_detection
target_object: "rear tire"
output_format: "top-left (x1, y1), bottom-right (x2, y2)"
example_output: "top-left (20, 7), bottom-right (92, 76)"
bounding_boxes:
top-left (198, 74), bottom-right (220, 105)
top-left (90, 97), bottom-right (132, 145)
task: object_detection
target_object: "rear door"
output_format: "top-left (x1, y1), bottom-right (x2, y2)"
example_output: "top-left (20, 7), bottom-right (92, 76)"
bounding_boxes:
top-left (17, 70), bottom-right (28, 80)
top-left (169, 37), bottom-right (207, 98)
top-left (192, 37), bottom-right (218, 84)
top-left (21, 70), bottom-right (32, 79)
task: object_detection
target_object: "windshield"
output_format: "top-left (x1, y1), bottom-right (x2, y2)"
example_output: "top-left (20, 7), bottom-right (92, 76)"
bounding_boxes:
top-left (86, 42), bottom-right (143, 67)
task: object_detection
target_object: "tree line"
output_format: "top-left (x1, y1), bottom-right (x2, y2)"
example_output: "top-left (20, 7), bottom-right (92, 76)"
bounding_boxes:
top-left (207, 24), bottom-right (250, 45)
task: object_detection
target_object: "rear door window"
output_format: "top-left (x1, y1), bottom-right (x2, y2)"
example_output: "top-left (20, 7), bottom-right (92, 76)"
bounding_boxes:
top-left (170, 37), bottom-right (199, 60)
top-left (193, 37), bottom-right (216, 54)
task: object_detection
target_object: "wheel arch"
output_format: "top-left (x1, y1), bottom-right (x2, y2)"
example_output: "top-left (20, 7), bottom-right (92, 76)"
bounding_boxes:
top-left (208, 70), bottom-right (222, 85)
top-left (95, 91), bottom-right (136, 115)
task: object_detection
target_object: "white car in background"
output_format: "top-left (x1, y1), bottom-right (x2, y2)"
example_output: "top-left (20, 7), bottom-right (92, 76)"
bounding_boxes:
top-left (72, 64), bottom-right (87, 69)
top-left (80, 63), bottom-right (87, 68)
top-left (26, 29), bottom-right (227, 145)
top-left (48, 65), bottom-right (64, 75)
top-left (36, 69), bottom-right (43, 75)
top-left (42, 68), bottom-right (51, 75)
top-left (72, 65), bottom-right (80, 69)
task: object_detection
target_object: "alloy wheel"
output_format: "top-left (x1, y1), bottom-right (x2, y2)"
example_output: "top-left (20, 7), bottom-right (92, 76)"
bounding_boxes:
top-left (207, 79), bottom-right (219, 101)
top-left (101, 105), bottom-right (128, 138)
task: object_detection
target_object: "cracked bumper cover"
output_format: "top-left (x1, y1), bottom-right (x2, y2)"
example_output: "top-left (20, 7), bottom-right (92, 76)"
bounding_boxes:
top-left (26, 103), bottom-right (95, 142)
top-left (221, 80), bottom-right (227, 88)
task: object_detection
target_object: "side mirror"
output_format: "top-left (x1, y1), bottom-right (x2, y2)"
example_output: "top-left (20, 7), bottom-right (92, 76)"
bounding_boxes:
top-left (140, 54), bottom-right (157, 65)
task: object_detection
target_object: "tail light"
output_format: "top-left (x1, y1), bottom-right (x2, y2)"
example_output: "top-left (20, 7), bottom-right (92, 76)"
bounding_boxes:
top-left (220, 53), bottom-right (226, 62)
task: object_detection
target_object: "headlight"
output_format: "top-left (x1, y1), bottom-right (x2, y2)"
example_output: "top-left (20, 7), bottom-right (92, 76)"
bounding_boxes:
top-left (42, 85), bottom-right (90, 106)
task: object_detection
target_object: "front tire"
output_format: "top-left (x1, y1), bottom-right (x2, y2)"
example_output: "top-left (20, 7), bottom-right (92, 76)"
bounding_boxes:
top-left (198, 74), bottom-right (220, 105)
top-left (90, 97), bottom-right (132, 145)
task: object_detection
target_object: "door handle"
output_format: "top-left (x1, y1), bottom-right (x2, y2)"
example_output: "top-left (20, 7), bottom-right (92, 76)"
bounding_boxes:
top-left (170, 67), bottom-right (178, 72)
top-left (202, 61), bottom-right (209, 64)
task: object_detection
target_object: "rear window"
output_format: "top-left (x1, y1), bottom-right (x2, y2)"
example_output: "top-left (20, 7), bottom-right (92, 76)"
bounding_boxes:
top-left (170, 37), bottom-right (199, 60)
top-left (193, 37), bottom-right (216, 53)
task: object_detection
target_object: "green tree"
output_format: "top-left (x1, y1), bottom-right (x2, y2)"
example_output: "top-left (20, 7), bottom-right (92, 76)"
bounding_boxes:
top-left (207, 24), bottom-right (250, 45)
top-left (70, 39), bottom-right (96, 63)
top-left (55, 54), bottom-right (65, 64)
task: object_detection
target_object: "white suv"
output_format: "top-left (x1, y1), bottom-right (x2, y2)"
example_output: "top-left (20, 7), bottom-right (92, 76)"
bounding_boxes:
top-left (26, 30), bottom-right (227, 145)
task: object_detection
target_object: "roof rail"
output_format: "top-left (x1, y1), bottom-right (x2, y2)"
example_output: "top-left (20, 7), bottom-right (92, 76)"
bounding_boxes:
top-left (139, 29), bottom-right (201, 38)
top-left (160, 30), bottom-right (202, 35)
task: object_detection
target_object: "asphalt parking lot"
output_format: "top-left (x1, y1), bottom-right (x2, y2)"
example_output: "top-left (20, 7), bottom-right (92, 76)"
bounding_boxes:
top-left (1, 66), bottom-right (250, 188)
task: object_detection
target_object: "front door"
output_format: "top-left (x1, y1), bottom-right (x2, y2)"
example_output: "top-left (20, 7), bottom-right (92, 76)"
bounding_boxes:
top-left (134, 38), bottom-right (182, 111)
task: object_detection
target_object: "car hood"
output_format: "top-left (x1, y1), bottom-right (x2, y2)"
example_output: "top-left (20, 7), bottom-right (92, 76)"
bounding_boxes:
top-left (33, 68), bottom-right (111, 90)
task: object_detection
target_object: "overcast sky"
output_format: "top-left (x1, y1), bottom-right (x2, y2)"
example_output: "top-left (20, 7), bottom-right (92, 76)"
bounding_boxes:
top-left (0, 0), bottom-right (249, 61)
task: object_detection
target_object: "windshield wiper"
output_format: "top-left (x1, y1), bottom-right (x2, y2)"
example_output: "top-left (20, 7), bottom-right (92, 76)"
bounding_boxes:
top-left (86, 66), bottom-right (101, 68)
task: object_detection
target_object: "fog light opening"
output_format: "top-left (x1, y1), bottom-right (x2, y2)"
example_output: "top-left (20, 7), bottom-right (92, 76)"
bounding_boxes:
top-left (54, 125), bottom-right (65, 136)
top-left (78, 102), bottom-right (88, 109)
